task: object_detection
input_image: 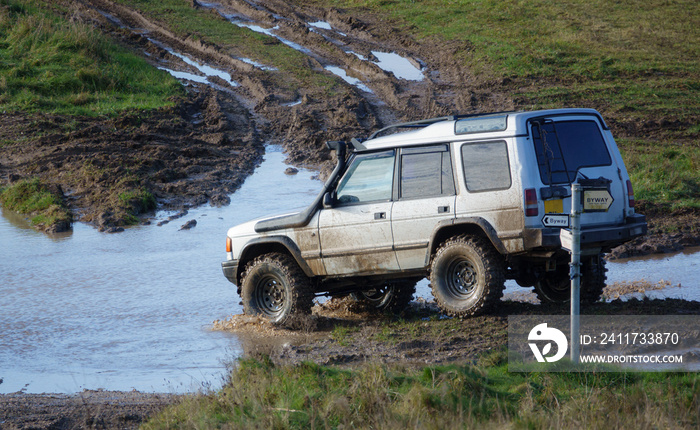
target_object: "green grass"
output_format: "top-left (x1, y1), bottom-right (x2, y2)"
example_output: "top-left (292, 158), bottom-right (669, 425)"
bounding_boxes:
top-left (0, 0), bottom-right (183, 116)
top-left (117, 188), bottom-right (156, 224)
top-left (323, 0), bottom-right (698, 80)
top-left (0, 178), bottom-right (71, 229)
top-left (619, 139), bottom-right (700, 210)
top-left (143, 354), bottom-right (699, 429)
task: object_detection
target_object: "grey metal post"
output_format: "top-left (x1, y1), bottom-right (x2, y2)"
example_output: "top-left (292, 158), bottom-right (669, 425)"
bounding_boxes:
top-left (570, 182), bottom-right (582, 363)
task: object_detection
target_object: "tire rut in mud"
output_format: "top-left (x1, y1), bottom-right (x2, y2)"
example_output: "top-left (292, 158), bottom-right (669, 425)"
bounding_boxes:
top-left (77, 0), bottom-right (516, 168)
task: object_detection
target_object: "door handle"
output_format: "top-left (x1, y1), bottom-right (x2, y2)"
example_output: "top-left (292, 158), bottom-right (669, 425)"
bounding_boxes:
top-left (374, 212), bottom-right (386, 220)
top-left (438, 206), bottom-right (450, 214)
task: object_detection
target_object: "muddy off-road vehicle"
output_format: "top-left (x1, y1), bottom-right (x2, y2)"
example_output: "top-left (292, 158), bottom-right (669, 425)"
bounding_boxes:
top-left (222, 109), bottom-right (647, 324)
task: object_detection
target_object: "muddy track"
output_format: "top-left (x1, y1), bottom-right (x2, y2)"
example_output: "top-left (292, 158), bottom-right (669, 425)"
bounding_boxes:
top-left (75, 0), bottom-right (515, 166)
top-left (218, 296), bottom-right (700, 368)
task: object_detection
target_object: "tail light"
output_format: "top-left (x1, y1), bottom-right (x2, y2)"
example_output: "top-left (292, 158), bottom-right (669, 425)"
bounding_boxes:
top-left (226, 237), bottom-right (232, 253)
top-left (626, 180), bottom-right (635, 208)
top-left (525, 188), bottom-right (538, 216)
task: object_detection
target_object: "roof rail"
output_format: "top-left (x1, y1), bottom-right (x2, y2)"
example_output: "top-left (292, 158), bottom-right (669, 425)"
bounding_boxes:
top-left (367, 111), bottom-right (517, 140)
top-left (368, 115), bottom-right (455, 140)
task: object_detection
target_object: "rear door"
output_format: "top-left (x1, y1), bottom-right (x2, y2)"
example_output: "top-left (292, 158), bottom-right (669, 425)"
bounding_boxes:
top-left (391, 144), bottom-right (456, 270)
top-left (530, 117), bottom-right (626, 226)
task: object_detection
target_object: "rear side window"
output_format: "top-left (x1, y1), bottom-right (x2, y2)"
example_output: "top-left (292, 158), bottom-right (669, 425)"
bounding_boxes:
top-left (400, 145), bottom-right (455, 199)
top-left (531, 120), bottom-right (612, 184)
top-left (461, 141), bottom-right (512, 192)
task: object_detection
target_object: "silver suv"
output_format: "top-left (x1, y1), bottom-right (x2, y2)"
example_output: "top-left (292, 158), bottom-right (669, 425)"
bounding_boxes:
top-left (222, 109), bottom-right (647, 324)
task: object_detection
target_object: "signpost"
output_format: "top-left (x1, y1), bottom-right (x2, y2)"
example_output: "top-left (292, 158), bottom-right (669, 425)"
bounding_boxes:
top-left (570, 183), bottom-right (582, 364)
top-left (583, 189), bottom-right (613, 212)
top-left (544, 181), bottom-right (605, 363)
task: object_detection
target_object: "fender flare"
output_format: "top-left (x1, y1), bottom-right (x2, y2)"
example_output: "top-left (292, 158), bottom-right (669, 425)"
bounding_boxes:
top-left (238, 236), bottom-right (315, 283)
top-left (426, 217), bottom-right (507, 265)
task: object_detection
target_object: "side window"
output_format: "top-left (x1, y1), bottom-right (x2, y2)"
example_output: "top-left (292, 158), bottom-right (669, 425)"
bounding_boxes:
top-left (336, 150), bottom-right (395, 204)
top-left (461, 141), bottom-right (511, 192)
top-left (400, 145), bottom-right (455, 199)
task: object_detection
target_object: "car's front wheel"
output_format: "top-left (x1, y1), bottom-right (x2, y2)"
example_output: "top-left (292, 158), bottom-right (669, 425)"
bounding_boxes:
top-left (429, 235), bottom-right (505, 317)
top-left (240, 253), bottom-right (313, 326)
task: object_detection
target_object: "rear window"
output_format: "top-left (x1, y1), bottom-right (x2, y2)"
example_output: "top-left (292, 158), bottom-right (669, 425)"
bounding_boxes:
top-left (531, 120), bottom-right (612, 184)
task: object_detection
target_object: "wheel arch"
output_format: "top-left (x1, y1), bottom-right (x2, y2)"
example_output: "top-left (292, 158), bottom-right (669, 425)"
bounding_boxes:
top-left (237, 237), bottom-right (314, 288)
top-left (426, 217), bottom-right (507, 266)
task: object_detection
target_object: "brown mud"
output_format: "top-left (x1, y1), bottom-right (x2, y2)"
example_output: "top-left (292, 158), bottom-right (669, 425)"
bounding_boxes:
top-left (607, 201), bottom-right (700, 259)
top-left (0, 391), bottom-right (180, 430)
top-left (214, 290), bottom-right (700, 369)
top-left (0, 89), bottom-right (263, 231)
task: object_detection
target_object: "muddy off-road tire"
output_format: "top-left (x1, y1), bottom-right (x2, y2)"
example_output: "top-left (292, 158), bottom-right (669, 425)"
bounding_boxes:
top-left (350, 279), bottom-right (417, 313)
top-left (534, 254), bottom-right (607, 305)
top-left (240, 253), bottom-right (313, 326)
top-left (430, 235), bottom-right (505, 317)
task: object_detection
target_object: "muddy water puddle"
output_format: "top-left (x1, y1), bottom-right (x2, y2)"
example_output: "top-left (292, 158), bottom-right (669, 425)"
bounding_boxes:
top-left (2, 146), bottom-right (698, 394)
top-left (0, 146), bottom-right (319, 394)
top-left (493, 247), bottom-right (700, 303)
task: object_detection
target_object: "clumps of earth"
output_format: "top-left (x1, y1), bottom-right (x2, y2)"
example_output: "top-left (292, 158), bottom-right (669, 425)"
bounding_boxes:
top-left (212, 283), bottom-right (699, 369)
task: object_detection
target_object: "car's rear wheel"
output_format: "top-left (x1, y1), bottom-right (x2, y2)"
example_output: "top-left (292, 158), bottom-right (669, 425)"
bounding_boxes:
top-left (429, 235), bottom-right (504, 317)
top-left (534, 254), bottom-right (607, 305)
top-left (350, 279), bottom-right (417, 313)
top-left (240, 253), bottom-right (313, 326)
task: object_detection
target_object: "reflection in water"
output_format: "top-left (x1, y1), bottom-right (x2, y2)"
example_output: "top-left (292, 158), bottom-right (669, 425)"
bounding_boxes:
top-left (0, 146), bottom-right (320, 394)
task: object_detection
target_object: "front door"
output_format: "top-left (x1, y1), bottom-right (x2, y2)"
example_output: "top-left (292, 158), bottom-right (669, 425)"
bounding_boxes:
top-left (319, 150), bottom-right (399, 276)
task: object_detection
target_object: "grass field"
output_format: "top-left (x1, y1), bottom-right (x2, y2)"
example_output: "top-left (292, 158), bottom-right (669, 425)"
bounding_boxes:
top-left (0, 0), bottom-right (182, 116)
top-left (143, 354), bottom-right (699, 429)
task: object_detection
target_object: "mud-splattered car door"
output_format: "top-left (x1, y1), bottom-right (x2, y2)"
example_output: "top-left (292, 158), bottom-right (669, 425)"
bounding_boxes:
top-left (318, 150), bottom-right (400, 275)
top-left (391, 144), bottom-right (457, 270)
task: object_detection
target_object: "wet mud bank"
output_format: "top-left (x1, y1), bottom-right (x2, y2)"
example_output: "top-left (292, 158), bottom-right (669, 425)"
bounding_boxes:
top-left (0, 391), bottom-right (180, 430)
top-left (608, 202), bottom-right (700, 259)
top-left (3, 0), bottom-right (695, 242)
top-left (0, 87), bottom-right (263, 231)
top-left (215, 296), bottom-right (700, 368)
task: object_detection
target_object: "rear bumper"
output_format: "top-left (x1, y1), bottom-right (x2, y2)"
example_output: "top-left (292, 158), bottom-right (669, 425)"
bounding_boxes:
top-left (526, 213), bottom-right (647, 251)
top-left (221, 259), bottom-right (239, 285)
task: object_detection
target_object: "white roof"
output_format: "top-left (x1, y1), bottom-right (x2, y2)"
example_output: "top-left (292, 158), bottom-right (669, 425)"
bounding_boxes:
top-left (361, 108), bottom-right (605, 151)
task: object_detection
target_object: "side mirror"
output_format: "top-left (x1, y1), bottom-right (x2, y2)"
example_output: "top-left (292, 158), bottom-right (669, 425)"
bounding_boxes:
top-left (323, 192), bottom-right (335, 209)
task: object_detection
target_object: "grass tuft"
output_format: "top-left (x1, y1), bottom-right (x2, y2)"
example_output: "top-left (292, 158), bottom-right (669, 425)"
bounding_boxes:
top-left (0, 178), bottom-right (72, 230)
